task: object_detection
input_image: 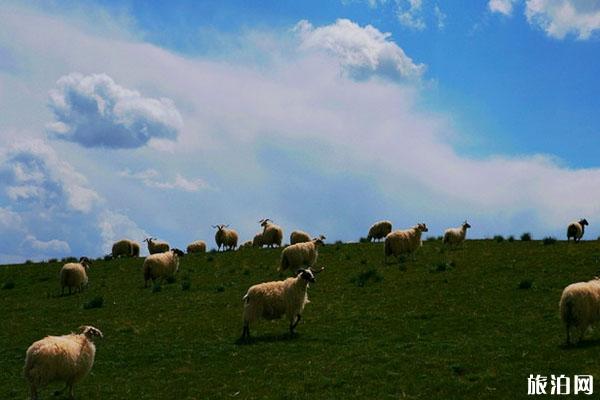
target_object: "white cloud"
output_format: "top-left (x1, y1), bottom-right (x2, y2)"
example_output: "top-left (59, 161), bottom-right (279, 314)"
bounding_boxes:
top-left (295, 19), bottom-right (426, 81)
top-left (397, 0), bottom-right (426, 30)
top-left (434, 4), bottom-right (447, 29)
top-left (22, 235), bottom-right (70, 254)
top-left (525, 0), bottom-right (600, 39)
top-left (97, 210), bottom-right (149, 254)
top-left (489, 0), bottom-right (518, 16)
top-left (47, 73), bottom-right (183, 148)
top-left (119, 169), bottom-right (211, 192)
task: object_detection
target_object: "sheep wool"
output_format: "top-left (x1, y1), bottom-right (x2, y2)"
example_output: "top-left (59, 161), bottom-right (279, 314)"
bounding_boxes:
top-left (252, 232), bottom-right (264, 248)
top-left (143, 249), bottom-right (183, 287)
top-left (23, 325), bottom-right (103, 400)
top-left (259, 219), bottom-right (284, 248)
top-left (290, 230), bottom-right (311, 245)
top-left (367, 220), bottom-right (392, 242)
top-left (384, 223), bottom-right (428, 262)
top-left (186, 240), bottom-right (207, 254)
top-left (241, 267), bottom-right (324, 338)
top-left (60, 257), bottom-right (90, 295)
top-left (213, 225), bottom-right (238, 251)
top-left (567, 219), bottom-right (588, 243)
top-left (144, 237), bottom-right (170, 254)
top-left (280, 236), bottom-right (325, 272)
top-left (560, 278), bottom-right (600, 344)
top-left (112, 239), bottom-right (132, 258)
top-left (131, 241), bottom-right (140, 257)
top-left (443, 221), bottom-right (471, 246)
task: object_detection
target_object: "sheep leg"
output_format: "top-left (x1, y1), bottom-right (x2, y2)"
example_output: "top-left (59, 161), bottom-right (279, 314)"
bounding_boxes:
top-left (565, 325), bottom-right (571, 345)
top-left (29, 385), bottom-right (38, 400)
top-left (290, 314), bottom-right (301, 334)
top-left (241, 322), bottom-right (250, 339)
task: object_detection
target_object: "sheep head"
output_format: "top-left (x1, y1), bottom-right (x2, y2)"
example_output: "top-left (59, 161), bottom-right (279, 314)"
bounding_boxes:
top-left (172, 248), bottom-right (185, 257)
top-left (79, 256), bottom-right (91, 269)
top-left (463, 221), bottom-right (471, 229)
top-left (416, 223), bottom-right (428, 232)
top-left (79, 325), bottom-right (103, 340)
top-left (580, 218), bottom-right (589, 226)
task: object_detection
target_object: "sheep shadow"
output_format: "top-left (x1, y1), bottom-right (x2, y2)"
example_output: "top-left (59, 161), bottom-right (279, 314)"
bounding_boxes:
top-left (560, 338), bottom-right (600, 350)
top-left (235, 332), bottom-right (299, 346)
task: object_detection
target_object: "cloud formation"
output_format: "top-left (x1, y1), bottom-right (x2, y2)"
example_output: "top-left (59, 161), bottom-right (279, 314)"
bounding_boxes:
top-left (295, 19), bottom-right (426, 81)
top-left (397, 0), bottom-right (426, 30)
top-left (119, 169), bottom-right (211, 192)
top-left (525, 0), bottom-right (600, 39)
top-left (47, 73), bottom-right (183, 148)
top-left (489, 0), bottom-right (518, 16)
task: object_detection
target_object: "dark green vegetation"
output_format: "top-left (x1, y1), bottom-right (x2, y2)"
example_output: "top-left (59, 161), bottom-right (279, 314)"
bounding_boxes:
top-left (1, 240), bottom-right (600, 399)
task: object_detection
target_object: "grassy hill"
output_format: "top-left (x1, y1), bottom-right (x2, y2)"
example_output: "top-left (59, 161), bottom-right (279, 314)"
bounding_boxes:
top-left (1, 239), bottom-right (600, 399)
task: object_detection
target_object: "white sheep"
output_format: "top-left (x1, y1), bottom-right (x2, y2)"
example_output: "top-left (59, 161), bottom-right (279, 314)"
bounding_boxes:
top-left (443, 221), bottom-right (471, 247)
top-left (23, 325), bottom-right (103, 400)
top-left (259, 218), bottom-right (283, 248)
top-left (60, 257), bottom-right (90, 296)
top-left (252, 232), bottom-right (264, 247)
top-left (279, 235), bottom-right (326, 272)
top-left (186, 240), bottom-right (207, 254)
top-left (239, 240), bottom-right (253, 249)
top-left (567, 218), bottom-right (588, 243)
top-left (384, 223), bottom-right (428, 263)
top-left (241, 267), bottom-right (324, 339)
top-left (212, 225), bottom-right (238, 251)
top-left (144, 237), bottom-right (170, 254)
top-left (290, 230), bottom-right (311, 245)
top-left (111, 239), bottom-right (140, 258)
top-left (367, 220), bottom-right (392, 242)
top-left (559, 278), bottom-right (600, 344)
top-left (143, 248), bottom-right (184, 287)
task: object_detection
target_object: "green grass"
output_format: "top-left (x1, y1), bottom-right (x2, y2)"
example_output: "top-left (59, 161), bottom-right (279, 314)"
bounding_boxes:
top-left (1, 241), bottom-right (600, 399)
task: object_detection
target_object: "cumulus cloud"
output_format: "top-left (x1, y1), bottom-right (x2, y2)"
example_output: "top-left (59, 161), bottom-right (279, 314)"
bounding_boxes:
top-left (489, 0), bottom-right (518, 16)
top-left (97, 210), bottom-right (149, 254)
top-left (397, 0), bottom-right (426, 30)
top-left (119, 169), bottom-right (211, 192)
top-left (47, 73), bottom-right (183, 148)
top-left (525, 0), bottom-right (600, 39)
top-left (22, 235), bottom-right (70, 254)
top-left (434, 5), bottom-right (447, 29)
top-left (295, 19), bottom-right (426, 81)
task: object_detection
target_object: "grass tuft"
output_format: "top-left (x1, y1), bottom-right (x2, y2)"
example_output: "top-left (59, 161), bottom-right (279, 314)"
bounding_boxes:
top-left (493, 235), bottom-right (504, 243)
top-left (350, 268), bottom-right (383, 287)
top-left (521, 232), bottom-right (532, 241)
top-left (518, 279), bottom-right (533, 289)
top-left (83, 296), bottom-right (104, 309)
top-left (542, 237), bottom-right (557, 245)
top-left (1, 279), bottom-right (15, 290)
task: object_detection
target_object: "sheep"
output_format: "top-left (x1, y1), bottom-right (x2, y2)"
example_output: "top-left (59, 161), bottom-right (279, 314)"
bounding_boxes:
top-left (279, 235), bottom-right (326, 272)
top-left (384, 223), bottom-right (428, 263)
top-left (60, 257), bottom-right (90, 296)
top-left (241, 266), bottom-right (325, 339)
top-left (111, 239), bottom-right (140, 258)
top-left (259, 218), bottom-right (283, 248)
top-left (186, 240), bottom-right (207, 254)
top-left (23, 325), bottom-right (103, 400)
top-left (559, 278), bottom-right (600, 344)
top-left (290, 230), bottom-right (311, 245)
top-left (143, 248), bottom-right (184, 287)
top-left (144, 237), bottom-right (170, 254)
top-left (443, 221), bottom-right (471, 247)
top-left (239, 240), bottom-right (253, 249)
top-left (567, 218), bottom-right (588, 243)
top-left (367, 220), bottom-right (392, 242)
top-left (212, 224), bottom-right (238, 251)
top-left (252, 232), bottom-right (264, 247)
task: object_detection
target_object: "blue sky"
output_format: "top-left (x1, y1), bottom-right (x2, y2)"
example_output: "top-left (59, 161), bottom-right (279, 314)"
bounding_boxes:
top-left (1, 0), bottom-right (600, 263)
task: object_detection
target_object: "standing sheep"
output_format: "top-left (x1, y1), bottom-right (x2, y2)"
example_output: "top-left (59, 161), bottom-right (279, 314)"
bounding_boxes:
top-left (259, 218), bottom-right (284, 248)
top-left (111, 239), bottom-right (140, 258)
top-left (567, 219), bottom-right (588, 243)
top-left (60, 257), bottom-right (90, 296)
top-left (144, 237), bottom-right (170, 254)
top-left (279, 235), bottom-right (326, 272)
top-left (367, 220), bottom-right (392, 242)
top-left (239, 240), bottom-right (253, 249)
top-left (186, 240), bottom-right (207, 254)
top-left (252, 232), bottom-right (264, 248)
top-left (143, 248), bottom-right (184, 288)
top-left (131, 241), bottom-right (140, 257)
top-left (212, 225), bottom-right (238, 251)
top-left (384, 223), bottom-right (428, 263)
top-left (559, 278), bottom-right (600, 344)
top-left (290, 230), bottom-right (311, 245)
top-left (443, 221), bottom-right (471, 247)
top-left (241, 267), bottom-right (324, 339)
top-left (23, 325), bottom-right (103, 400)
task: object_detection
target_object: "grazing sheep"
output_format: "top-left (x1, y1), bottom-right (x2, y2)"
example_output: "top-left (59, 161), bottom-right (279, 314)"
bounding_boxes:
top-left (279, 235), bottom-right (326, 272)
top-left (143, 248), bottom-right (184, 287)
top-left (384, 223), bottom-right (428, 263)
top-left (567, 219), bottom-right (588, 243)
top-left (111, 239), bottom-right (140, 258)
top-left (186, 240), bottom-right (207, 254)
top-left (23, 325), bottom-right (103, 400)
top-left (60, 257), bottom-right (90, 296)
top-left (259, 218), bottom-right (284, 248)
top-left (241, 267), bottom-right (324, 339)
top-left (367, 220), bottom-right (392, 242)
top-left (239, 240), bottom-right (253, 249)
top-left (443, 221), bottom-right (471, 247)
top-left (131, 241), bottom-right (140, 257)
top-left (212, 225), bottom-right (238, 251)
top-left (144, 237), bottom-right (170, 254)
top-left (559, 278), bottom-right (600, 344)
top-left (290, 230), bottom-right (311, 245)
top-left (252, 232), bottom-right (264, 248)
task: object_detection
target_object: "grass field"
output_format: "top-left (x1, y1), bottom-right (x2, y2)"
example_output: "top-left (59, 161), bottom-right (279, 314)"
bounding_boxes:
top-left (2, 240), bottom-right (600, 399)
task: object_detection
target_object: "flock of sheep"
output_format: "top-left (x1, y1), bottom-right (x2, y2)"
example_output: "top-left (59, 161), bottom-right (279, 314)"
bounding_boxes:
top-left (20, 217), bottom-right (595, 398)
